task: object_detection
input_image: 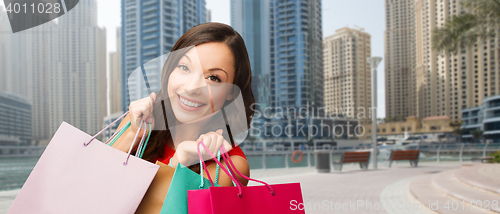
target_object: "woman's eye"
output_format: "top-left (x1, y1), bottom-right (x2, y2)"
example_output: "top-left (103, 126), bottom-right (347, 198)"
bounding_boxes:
top-left (178, 65), bottom-right (189, 72)
top-left (207, 75), bottom-right (221, 82)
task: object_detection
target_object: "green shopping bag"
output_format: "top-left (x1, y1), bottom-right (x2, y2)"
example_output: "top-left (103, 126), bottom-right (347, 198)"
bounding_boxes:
top-left (160, 148), bottom-right (235, 214)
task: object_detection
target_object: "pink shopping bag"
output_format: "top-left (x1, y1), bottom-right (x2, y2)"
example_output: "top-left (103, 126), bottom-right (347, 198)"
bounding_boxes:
top-left (8, 112), bottom-right (159, 214)
top-left (188, 142), bottom-right (306, 214)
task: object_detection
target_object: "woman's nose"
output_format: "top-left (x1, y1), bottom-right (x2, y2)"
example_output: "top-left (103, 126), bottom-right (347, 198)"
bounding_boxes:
top-left (184, 73), bottom-right (206, 95)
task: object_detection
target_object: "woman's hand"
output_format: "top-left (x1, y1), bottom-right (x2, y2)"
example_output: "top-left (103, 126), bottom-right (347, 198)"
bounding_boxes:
top-left (128, 92), bottom-right (156, 132)
top-left (175, 129), bottom-right (233, 166)
top-left (110, 93), bottom-right (156, 153)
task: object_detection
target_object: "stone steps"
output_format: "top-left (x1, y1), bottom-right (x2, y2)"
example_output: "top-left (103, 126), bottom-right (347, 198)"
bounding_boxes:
top-left (454, 164), bottom-right (500, 195)
top-left (410, 163), bottom-right (500, 214)
top-left (410, 174), bottom-right (483, 214)
top-left (432, 170), bottom-right (500, 213)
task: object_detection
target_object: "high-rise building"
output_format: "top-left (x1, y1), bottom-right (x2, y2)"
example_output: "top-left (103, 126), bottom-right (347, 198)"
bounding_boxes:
top-left (0, 8), bottom-right (7, 92)
top-left (323, 27), bottom-right (372, 119)
top-left (0, 92), bottom-right (32, 145)
top-left (109, 27), bottom-right (122, 115)
top-left (49, 0), bottom-right (107, 136)
top-left (2, 10), bottom-right (56, 142)
top-left (121, 0), bottom-right (207, 110)
top-left (415, 0), bottom-right (499, 121)
top-left (230, 0), bottom-right (271, 111)
top-left (2, 0), bottom-right (106, 141)
top-left (206, 9), bottom-right (212, 22)
top-left (269, 0), bottom-right (323, 111)
top-left (384, 0), bottom-right (416, 119)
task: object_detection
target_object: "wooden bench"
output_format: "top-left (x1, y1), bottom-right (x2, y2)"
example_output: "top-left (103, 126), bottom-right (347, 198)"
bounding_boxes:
top-left (388, 150), bottom-right (419, 168)
top-left (470, 157), bottom-right (493, 163)
top-left (332, 151), bottom-right (370, 171)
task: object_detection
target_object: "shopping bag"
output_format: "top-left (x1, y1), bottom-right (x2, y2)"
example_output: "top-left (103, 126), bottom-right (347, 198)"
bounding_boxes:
top-left (188, 142), bottom-right (306, 214)
top-left (8, 112), bottom-right (159, 214)
top-left (135, 161), bottom-right (175, 214)
top-left (160, 144), bottom-right (227, 214)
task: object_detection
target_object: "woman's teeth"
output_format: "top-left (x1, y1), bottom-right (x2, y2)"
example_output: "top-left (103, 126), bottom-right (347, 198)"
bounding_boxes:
top-left (180, 96), bottom-right (204, 107)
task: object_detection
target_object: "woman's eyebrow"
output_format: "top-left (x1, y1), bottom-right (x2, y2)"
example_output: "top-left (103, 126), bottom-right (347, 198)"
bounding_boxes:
top-left (184, 54), bottom-right (191, 62)
top-left (208, 68), bottom-right (228, 78)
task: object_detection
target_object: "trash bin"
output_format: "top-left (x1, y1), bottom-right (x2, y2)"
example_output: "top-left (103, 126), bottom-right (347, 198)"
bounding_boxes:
top-left (314, 150), bottom-right (331, 173)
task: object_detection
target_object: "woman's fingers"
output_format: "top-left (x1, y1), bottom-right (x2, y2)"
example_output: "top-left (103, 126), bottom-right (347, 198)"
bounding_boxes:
top-left (128, 93), bottom-right (156, 132)
top-left (222, 140), bottom-right (232, 154)
top-left (143, 92), bottom-right (156, 123)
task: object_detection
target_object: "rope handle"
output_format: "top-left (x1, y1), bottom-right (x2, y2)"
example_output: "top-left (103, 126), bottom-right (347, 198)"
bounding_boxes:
top-left (84, 111), bottom-right (129, 147)
top-left (220, 146), bottom-right (276, 197)
top-left (122, 120), bottom-right (146, 166)
top-left (198, 149), bottom-right (236, 188)
top-left (85, 116), bottom-right (147, 166)
top-left (197, 141), bottom-right (243, 196)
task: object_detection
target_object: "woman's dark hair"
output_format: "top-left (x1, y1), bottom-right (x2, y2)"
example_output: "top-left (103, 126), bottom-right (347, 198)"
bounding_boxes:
top-left (138, 22), bottom-right (255, 173)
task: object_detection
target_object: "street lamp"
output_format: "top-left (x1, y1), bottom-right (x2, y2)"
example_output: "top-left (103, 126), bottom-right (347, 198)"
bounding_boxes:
top-left (367, 57), bottom-right (382, 169)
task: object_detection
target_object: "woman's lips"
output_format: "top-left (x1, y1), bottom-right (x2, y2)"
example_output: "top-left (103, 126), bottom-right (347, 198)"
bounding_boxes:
top-left (177, 94), bottom-right (206, 111)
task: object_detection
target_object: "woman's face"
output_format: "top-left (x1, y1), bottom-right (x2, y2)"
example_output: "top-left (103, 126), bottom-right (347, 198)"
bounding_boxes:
top-left (167, 42), bottom-right (235, 124)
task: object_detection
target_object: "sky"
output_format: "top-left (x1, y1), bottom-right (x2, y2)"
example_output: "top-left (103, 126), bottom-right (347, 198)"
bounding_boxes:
top-left (2, 0), bottom-right (387, 117)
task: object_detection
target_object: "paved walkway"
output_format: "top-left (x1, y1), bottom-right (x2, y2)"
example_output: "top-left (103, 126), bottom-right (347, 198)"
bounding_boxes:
top-left (249, 162), bottom-right (463, 214)
top-left (0, 161), bottom-right (476, 213)
top-left (477, 163), bottom-right (500, 182)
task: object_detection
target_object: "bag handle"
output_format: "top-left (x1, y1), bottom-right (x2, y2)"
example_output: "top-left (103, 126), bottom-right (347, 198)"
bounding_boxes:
top-left (197, 141), bottom-right (242, 196)
top-left (84, 111), bottom-right (129, 147)
top-left (106, 121), bottom-right (151, 159)
top-left (105, 121), bottom-right (130, 145)
top-left (83, 111), bottom-right (149, 165)
top-left (197, 141), bottom-right (276, 198)
top-left (122, 120), bottom-right (146, 166)
top-left (198, 148), bottom-right (237, 188)
top-left (219, 145), bottom-right (276, 197)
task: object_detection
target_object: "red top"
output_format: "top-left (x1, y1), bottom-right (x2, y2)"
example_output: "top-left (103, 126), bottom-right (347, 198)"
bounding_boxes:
top-left (155, 142), bottom-right (247, 166)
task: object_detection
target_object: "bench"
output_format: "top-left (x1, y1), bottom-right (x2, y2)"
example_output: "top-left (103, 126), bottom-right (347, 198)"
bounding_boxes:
top-left (470, 157), bottom-right (493, 163)
top-left (388, 150), bottom-right (419, 168)
top-left (332, 151), bottom-right (370, 171)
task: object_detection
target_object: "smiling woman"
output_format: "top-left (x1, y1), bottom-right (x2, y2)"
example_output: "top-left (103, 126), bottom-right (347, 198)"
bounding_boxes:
top-left (110, 22), bottom-right (255, 187)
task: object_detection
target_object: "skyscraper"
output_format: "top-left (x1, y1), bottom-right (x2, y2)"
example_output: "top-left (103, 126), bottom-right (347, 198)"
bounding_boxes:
top-left (2, 9), bottom-right (56, 142)
top-left (121, 0), bottom-right (207, 110)
top-left (230, 0), bottom-right (271, 111)
top-left (0, 8), bottom-right (7, 92)
top-left (49, 0), bottom-right (107, 136)
top-left (206, 9), bottom-right (212, 23)
top-left (109, 27), bottom-right (122, 115)
top-left (2, 0), bottom-right (106, 142)
top-left (231, 0), bottom-right (323, 112)
top-left (384, 0), bottom-right (416, 119)
top-left (323, 27), bottom-right (372, 119)
top-left (270, 0), bottom-right (323, 110)
top-left (415, 0), bottom-right (499, 121)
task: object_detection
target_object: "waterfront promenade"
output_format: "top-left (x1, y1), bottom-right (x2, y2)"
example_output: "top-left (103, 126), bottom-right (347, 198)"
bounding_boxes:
top-left (0, 161), bottom-right (499, 213)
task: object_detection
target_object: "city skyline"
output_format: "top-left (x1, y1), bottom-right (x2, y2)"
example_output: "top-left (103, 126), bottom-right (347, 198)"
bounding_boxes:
top-left (90, 0), bottom-right (387, 117)
top-left (0, 0), bottom-right (107, 142)
top-left (120, 0), bottom-right (208, 111)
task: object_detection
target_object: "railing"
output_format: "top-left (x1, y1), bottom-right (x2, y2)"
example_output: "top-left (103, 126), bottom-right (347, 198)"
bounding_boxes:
top-left (240, 142), bottom-right (500, 170)
top-left (0, 143), bottom-right (498, 191)
top-left (0, 146), bottom-right (46, 157)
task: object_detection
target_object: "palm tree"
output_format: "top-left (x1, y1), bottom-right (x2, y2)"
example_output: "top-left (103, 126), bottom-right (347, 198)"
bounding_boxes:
top-left (452, 127), bottom-right (465, 144)
top-left (470, 129), bottom-right (484, 144)
top-left (432, 0), bottom-right (500, 53)
top-left (450, 121), bottom-right (464, 143)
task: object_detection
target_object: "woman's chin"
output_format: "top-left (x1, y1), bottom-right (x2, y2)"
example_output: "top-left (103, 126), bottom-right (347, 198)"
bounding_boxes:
top-left (175, 110), bottom-right (219, 125)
